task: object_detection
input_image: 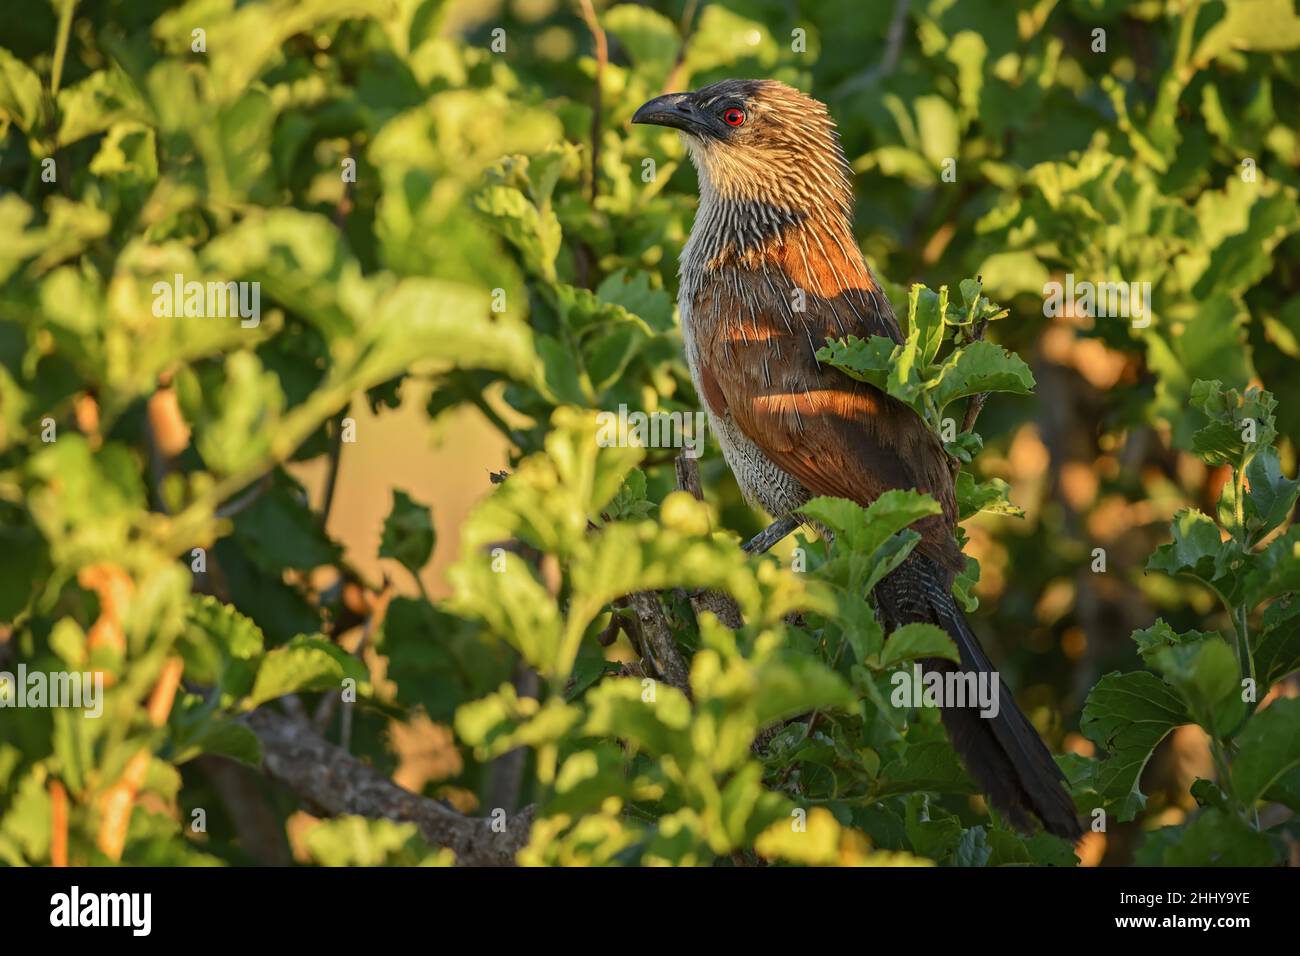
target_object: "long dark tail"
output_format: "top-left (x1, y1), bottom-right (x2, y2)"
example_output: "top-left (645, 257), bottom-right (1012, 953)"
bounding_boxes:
top-left (874, 555), bottom-right (1083, 841)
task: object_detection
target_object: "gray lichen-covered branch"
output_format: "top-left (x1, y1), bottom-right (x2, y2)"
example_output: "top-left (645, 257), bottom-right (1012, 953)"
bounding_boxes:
top-left (244, 708), bottom-right (534, 866)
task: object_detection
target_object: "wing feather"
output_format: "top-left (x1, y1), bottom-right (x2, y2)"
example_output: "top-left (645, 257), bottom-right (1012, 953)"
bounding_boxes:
top-left (693, 245), bottom-right (963, 573)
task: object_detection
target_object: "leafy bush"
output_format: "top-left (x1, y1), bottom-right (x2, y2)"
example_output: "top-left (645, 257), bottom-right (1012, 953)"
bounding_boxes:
top-left (0, 0), bottom-right (1297, 866)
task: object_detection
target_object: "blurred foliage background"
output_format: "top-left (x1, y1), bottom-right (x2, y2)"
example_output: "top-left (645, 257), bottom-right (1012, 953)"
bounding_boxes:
top-left (0, 0), bottom-right (1298, 867)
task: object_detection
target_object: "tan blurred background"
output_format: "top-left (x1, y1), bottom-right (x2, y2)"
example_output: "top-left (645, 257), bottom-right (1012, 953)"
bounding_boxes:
top-left (292, 384), bottom-right (506, 599)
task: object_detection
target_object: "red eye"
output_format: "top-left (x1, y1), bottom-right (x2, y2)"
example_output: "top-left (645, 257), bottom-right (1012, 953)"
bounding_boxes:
top-left (723, 107), bottom-right (745, 127)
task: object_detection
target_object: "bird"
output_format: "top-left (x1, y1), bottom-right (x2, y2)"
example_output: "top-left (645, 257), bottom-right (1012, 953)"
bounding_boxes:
top-left (633, 78), bottom-right (1083, 841)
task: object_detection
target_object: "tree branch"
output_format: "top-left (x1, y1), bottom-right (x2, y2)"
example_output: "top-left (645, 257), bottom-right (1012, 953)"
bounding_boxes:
top-left (244, 709), bottom-right (534, 866)
top-left (623, 589), bottom-right (693, 698)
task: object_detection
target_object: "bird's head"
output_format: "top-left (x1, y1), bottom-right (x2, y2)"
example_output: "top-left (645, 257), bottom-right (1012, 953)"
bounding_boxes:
top-left (632, 79), bottom-right (853, 226)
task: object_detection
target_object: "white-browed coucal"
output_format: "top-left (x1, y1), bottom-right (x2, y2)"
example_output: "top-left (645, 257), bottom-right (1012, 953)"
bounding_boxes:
top-left (633, 79), bottom-right (1082, 840)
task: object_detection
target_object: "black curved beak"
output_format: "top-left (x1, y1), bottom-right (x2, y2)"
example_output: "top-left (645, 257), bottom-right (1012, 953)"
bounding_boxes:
top-left (632, 92), bottom-right (708, 136)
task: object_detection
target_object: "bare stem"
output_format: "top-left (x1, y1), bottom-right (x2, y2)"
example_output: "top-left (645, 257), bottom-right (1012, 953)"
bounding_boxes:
top-left (51, 0), bottom-right (76, 98)
top-left (576, 0), bottom-right (607, 203)
top-left (319, 407), bottom-right (347, 527)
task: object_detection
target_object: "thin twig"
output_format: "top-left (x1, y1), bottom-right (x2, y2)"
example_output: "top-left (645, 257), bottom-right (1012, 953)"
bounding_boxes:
top-left (576, 0), bottom-right (607, 203)
top-left (836, 0), bottom-right (910, 96)
top-left (661, 0), bottom-right (700, 93)
top-left (596, 600), bottom-right (631, 646)
top-left (319, 407), bottom-right (347, 527)
top-left (743, 516), bottom-right (799, 554)
top-left (215, 474), bottom-right (273, 519)
top-left (314, 582), bottom-right (388, 736)
top-left (487, 663), bottom-right (540, 813)
top-left (143, 416), bottom-right (172, 517)
top-left (50, 0), bottom-right (76, 99)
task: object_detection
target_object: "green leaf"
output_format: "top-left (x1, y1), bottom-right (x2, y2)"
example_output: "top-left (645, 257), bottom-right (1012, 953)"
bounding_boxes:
top-left (1130, 619), bottom-right (1219, 668)
top-left (1146, 508), bottom-right (1246, 602)
top-left (1254, 603), bottom-right (1300, 688)
top-left (455, 684), bottom-right (582, 760)
top-left (184, 352), bottom-right (285, 480)
top-left (0, 517), bottom-right (46, 621)
top-left (1231, 698), bottom-right (1300, 806)
top-left (838, 595), bottom-right (886, 665)
top-left (684, 6), bottom-right (780, 74)
top-left (304, 816), bottom-right (447, 867)
top-left (878, 740), bottom-right (975, 797)
top-left (1162, 809), bottom-right (1277, 866)
top-left (359, 277), bottom-right (539, 387)
top-left (582, 318), bottom-right (651, 395)
top-left (928, 339), bottom-right (1036, 409)
top-left (1021, 832), bottom-right (1080, 867)
top-left (88, 122), bottom-right (159, 184)
top-left (1148, 635), bottom-right (1244, 736)
top-left (801, 490), bottom-right (943, 556)
top-left (752, 654), bottom-right (856, 727)
top-left (881, 623), bottom-right (960, 667)
top-left (0, 46), bottom-right (43, 133)
top-left (243, 636), bottom-right (368, 709)
top-left (1187, 379), bottom-right (1277, 469)
top-left (171, 714), bottom-right (262, 767)
top-left (463, 407), bottom-right (641, 558)
top-left (1192, 186), bottom-right (1300, 300)
top-left (975, 252), bottom-right (1050, 300)
top-left (596, 269), bottom-right (674, 333)
top-left (1245, 447), bottom-right (1300, 543)
top-left (955, 473), bottom-right (1023, 520)
top-left (907, 284), bottom-right (946, 369)
top-left (380, 597), bottom-right (507, 721)
top-left (604, 468), bottom-right (655, 522)
top-left (0, 769), bottom-right (50, 863)
top-left (1264, 765), bottom-right (1300, 813)
top-left (904, 794), bottom-right (963, 862)
top-left (1193, 0), bottom-right (1300, 66)
top-left (944, 430), bottom-right (983, 466)
top-left (232, 473), bottom-right (341, 573)
top-left (603, 4), bottom-right (679, 74)
top-left (816, 335), bottom-right (897, 392)
top-left (446, 555), bottom-right (565, 676)
top-left (1245, 526), bottom-right (1300, 605)
top-left (951, 826), bottom-right (991, 867)
top-left (56, 67), bottom-right (149, 146)
top-left (199, 209), bottom-right (368, 344)
top-left (1081, 671), bottom-right (1190, 821)
top-left (914, 95), bottom-right (960, 169)
top-left (581, 677), bottom-right (692, 761)
top-left (888, 328), bottom-right (926, 404)
top-left (379, 489), bottom-right (436, 578)
top-left (473, 182), bottom-right (561, 282)
top-left (179, 595), bottom-right (265, 698)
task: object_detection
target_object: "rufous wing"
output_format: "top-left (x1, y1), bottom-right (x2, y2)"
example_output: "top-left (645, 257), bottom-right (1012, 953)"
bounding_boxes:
top-left (693, 260), bottom-right (963, 574)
